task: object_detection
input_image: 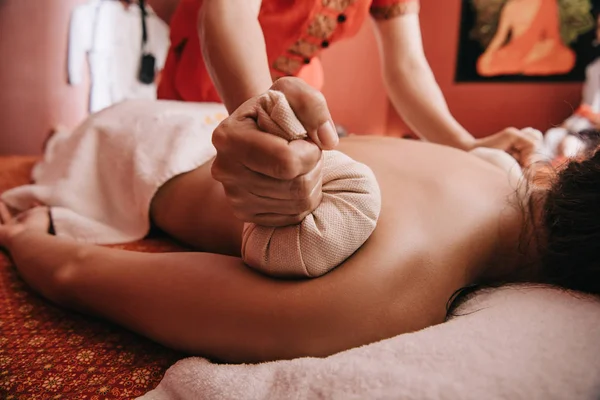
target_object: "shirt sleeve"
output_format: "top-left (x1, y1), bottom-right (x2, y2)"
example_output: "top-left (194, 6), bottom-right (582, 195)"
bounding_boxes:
top-left (67, 4), bottom-right (94, 85)
top-left (370, 0), bottom-right (420, 20)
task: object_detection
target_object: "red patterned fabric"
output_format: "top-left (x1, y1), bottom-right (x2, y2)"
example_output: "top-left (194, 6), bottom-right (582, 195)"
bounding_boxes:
top-left (0, 157), bottom-right (184, 399)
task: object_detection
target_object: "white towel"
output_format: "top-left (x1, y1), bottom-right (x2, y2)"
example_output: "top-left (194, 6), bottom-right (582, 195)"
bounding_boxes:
top-left (1, 100), bottom-right (227, 244)
top-left (139, 286), bottom-right (600, 400)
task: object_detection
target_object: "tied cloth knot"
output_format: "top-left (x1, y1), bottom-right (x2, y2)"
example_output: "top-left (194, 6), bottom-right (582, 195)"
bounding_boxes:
top-left (241, 90), bottom-right (382, 278)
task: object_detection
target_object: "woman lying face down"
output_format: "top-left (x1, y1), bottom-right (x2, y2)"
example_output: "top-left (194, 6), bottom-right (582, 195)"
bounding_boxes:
top-left (0, 78), bottom-right (598, 364)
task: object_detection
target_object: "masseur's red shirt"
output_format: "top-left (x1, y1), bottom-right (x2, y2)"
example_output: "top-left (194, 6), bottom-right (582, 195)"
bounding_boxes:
top-left (157, 0), bottom-right (420, 103)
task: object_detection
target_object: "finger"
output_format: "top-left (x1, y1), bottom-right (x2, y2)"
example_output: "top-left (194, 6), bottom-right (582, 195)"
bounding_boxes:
top-left (270, 77), bottom-right (338, 150)
top-left (516, 130), bottom-right (543, 158)
top-left (0, 202), bottom-right (12, 224)
top-left (224, 185), bottom-right (322, 216)
top-left (213, 120), bottom-right (322, 180)
top-left (521, 127), bottom-right (544, 142)
top-left (213, 155), bottom-right (323, 200)
top-left (497, 127), bottom-right (521, 142)
top-left (249, 211), bottom-right (312, 227)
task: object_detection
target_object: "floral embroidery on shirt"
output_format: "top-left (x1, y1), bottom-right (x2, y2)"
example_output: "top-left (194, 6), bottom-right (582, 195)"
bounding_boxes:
top-left (307, 14), bottom-right (338, 39)
top-left (289, 39), bottom-right (321, 58)
top-left (322, 0), bottom-right (357, 12)
top-left (272, 0), bottom-right (357, 76)
top-left (273, 56), bottom-right (304, 75)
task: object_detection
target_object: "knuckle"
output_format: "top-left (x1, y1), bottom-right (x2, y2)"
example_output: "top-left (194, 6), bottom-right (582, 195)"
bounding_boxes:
top-left (287, 213), bottom-right (306, 225)
top-left (293, 196), bottom-right (313, 213)
top-left (233, 210), bottom-right (252, 223)
top-left (504, 127), bottom-right (519, 137)
top-left (289, 174), bottom-right (313, 199)
top-left (223, 185), bottom-right (242, 202)
top-left (312, 90), bottom-right (327, 107)
top-left (210, 159), bottom-right (223, 181)
top-left (211, 122), bottom-right (229, 149)
top-left (306, 192), bottom-right (321, 213)
top-left (271, 76), bottom-right (297, 93)
top-left (273, 149), bottom-right (300, 180)
top-left (296, 91), bottom-right (327, 121)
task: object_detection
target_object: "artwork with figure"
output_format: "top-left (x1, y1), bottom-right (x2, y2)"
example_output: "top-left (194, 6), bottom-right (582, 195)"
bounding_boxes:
top-left (456, 0), bottom-right (600, 82)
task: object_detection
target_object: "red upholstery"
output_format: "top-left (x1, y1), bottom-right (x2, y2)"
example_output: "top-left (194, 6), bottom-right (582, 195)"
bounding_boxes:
top-left (0, 157), bottom-right (184, 399)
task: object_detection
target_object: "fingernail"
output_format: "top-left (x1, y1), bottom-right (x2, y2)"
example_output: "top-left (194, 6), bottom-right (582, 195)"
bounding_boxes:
top-left (317, 120), bottom-right (338, 149)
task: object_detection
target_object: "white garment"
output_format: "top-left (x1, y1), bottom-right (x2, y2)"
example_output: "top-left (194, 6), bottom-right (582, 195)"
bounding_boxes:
top-left (543, 58), bottom-right (600, 157)
top-left (68, 0), bottom-right (170, 113)
top-left (581, 58), bottom-right (600, 112)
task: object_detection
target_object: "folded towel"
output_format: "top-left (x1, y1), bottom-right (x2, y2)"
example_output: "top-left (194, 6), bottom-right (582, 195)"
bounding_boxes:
top-left (0, 100), bottom-right (226, 244)
top-left (243, 91), bottom-right (381, 277)
top-left (138, 286), bottom-right (600, 400)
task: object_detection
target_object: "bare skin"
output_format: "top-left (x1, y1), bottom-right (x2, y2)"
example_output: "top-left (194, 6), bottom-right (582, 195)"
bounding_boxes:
top-left (198, 0), bottom-right (541, 152)
top-left (0, 136), bottom-right (530, 363)
top-left (0, 79), bottom-right (543, 364)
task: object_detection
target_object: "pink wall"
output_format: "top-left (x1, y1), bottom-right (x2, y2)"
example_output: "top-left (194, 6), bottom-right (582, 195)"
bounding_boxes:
top-left (322, 0), bottom-right (584, 138)
top-left (0, 0), bottom-right (586, 154)
top-left (320, 22), bottom-right (389, 136)
top-left (0, 0), bottom-right (90, 155)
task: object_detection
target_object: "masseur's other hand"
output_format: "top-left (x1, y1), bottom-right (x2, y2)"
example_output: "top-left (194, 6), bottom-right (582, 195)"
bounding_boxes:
top-left (211, 77), bottom-right (339, 227)
top-left (473, 127), bottom-right (545, 167)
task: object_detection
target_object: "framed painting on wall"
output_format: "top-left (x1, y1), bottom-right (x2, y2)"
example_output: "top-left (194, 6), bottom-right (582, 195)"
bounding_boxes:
top-left (456, 0), bottom-right (600, 82)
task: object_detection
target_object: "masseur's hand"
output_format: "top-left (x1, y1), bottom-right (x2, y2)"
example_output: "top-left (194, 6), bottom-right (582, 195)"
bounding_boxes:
top-left (211, 77), bottom-right (339, 227)
top-left (473, 127), bottom-right (545, 167)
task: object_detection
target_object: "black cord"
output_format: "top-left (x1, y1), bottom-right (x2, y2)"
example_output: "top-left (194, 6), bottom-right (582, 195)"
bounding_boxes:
top-left (139, 0), bottom-right (148, 50)
top-left (137, 0), bottom-right (156, 84)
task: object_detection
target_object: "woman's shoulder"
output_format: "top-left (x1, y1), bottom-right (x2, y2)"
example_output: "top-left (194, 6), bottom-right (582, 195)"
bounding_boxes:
top-left (469, 147), bottom-right (523, 188)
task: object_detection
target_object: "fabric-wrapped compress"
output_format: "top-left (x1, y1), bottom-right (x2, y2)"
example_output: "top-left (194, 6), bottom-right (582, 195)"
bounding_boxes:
top-left (241, 91), bottom-right (382, 278)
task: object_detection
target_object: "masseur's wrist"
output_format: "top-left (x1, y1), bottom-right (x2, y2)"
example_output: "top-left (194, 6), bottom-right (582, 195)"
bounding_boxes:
top-left (457, 136), bottom-right (478, 151)
top-left (224, 81), bottom-right (272, 114)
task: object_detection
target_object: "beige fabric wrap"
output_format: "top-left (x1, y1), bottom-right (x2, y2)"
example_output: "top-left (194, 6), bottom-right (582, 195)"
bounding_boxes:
top-left (241, 91), bottom-right (381, 278)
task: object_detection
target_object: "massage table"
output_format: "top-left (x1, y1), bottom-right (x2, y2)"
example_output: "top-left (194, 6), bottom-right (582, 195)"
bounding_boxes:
top-left (2, 156), bottom-right (600, 400)
top-left (0, 157), bottom-right (183, 399)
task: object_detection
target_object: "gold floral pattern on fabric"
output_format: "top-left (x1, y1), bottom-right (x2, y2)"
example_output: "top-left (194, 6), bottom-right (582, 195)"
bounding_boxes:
top-left (370, 1), bottom-right (420, 20)
top-left (0, 157), bottom-right (184, 400)
top-left (272, 0), bottom-right (358, 77)
top-left (289, 39), bottom-right (321, 58)
top-left (273, 56), bottom-right (304, 76)
top-left (307, 14), bottom-right (338, 39)
top-left (321, 0), bottom-right (356, 12)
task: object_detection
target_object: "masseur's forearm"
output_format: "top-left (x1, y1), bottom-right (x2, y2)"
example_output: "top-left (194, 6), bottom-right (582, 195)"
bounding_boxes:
top-left (384, 60), bottom-right (475, 150)
top-left (199, 0), bottom-right (272, 113)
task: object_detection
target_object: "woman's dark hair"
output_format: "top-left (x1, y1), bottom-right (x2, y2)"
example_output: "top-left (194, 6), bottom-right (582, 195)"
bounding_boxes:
top-left (539, 146), bottom-right (600, 295)
top-left (447, 140), bottom-right (600, 317)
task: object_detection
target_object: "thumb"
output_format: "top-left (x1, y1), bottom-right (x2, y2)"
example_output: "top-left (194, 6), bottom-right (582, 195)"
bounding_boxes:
top-left (270, 77), bottom-right (339, 150)
top-left (482, 127), bottom-right (521, 151)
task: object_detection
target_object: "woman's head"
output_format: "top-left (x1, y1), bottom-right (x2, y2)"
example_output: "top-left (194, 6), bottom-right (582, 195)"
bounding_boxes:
top-left (539, 147), bottom-right (600, 295)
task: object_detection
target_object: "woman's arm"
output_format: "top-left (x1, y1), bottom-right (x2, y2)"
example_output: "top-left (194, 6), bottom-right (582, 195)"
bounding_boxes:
top-left (372, 14), bottom-right (476, 149)
top-left (199, 0), bottom-right (273, 113)
top-left (1, 213), bottom-right (399, 364)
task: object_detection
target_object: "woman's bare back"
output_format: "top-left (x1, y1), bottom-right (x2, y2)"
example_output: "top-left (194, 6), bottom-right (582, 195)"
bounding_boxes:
top-left (151, 135), bottom-right (521, 342)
